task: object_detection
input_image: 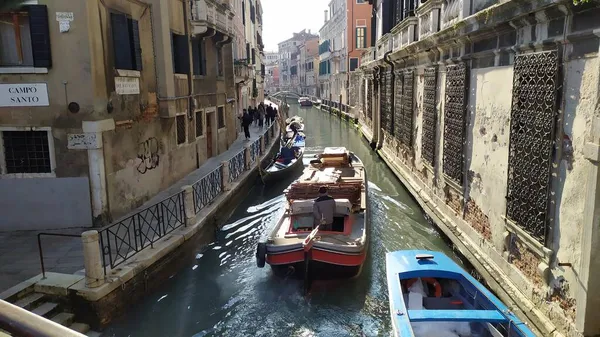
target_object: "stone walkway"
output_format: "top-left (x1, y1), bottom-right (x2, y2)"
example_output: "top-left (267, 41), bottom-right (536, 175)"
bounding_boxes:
top-left (0, 123), bottom-right (273, 294)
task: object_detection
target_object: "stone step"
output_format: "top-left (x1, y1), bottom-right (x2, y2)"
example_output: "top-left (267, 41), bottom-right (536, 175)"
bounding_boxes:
top-left (86, 331), bottom-right (102, 337)
top-left (50, 312), bottom-right (75, 327)
top-left (31, 302), bottom-right (59, 318)
top-left (13, 293), bottom-right (45, 310)
top-left (69, 323), bottom-right (90, 335)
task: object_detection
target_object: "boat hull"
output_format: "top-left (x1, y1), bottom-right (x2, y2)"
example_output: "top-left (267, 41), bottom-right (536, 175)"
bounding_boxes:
top-left (299, 101), bottom-right (313, 107)
top-left (261, 151), bottom-right (305, 183)
top-left (267, 246), bottom-right (367, 279)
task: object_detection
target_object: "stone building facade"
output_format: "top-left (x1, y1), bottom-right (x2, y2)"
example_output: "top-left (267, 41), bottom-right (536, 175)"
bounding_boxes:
top-left (355, 0), bottom-right (600, 336)
top-left (0, 0), bottom-right (239, 229)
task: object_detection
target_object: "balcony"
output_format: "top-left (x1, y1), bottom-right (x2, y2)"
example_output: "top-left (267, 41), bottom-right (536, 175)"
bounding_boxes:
top-left (391, 15), bottom-right (418, 51)
top-left (234, 60), bottom-right (250, 84)
top-left (375, 34), bottom-right (392, 60)
top-left (190, 0), bottom-right (234, 37)
top-left (360, 47), bottom-right (375, 65)
top-left (416, 0), bottom-right (443, 40)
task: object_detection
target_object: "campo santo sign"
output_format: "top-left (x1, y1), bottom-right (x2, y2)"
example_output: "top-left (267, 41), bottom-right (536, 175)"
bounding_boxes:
top-left (0, 83), bottom-right (50, 107)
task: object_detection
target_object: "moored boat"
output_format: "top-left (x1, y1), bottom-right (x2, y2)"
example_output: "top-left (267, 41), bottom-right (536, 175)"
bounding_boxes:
top-left (260, 131), bottom-right (306, 183)
top-left (386, 250), bottom-right (537, 337)
top-left (256, 147), bottom-right (369, 280)
top-left (298, 97), bottom-right (313, 107)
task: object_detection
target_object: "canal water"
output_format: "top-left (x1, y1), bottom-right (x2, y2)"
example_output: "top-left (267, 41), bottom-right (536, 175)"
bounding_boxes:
top-left (101, 103), bottom-right (455, 337)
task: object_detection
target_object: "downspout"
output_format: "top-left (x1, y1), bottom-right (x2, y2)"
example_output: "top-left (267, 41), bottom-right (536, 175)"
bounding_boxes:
top-left (182, 0), bottom-right (194, 119)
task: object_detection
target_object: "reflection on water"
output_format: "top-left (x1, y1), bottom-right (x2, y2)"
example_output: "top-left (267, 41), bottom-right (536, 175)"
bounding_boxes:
top-left (101, 103), bottom-right (454, 337)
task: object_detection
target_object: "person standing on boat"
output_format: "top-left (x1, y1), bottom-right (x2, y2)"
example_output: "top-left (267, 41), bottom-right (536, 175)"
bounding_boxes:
top-left (313, 186), bottom-right (336, 231)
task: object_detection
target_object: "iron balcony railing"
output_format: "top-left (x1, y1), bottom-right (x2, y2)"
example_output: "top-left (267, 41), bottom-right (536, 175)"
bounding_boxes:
top-left (228, 150), bottom-right (245, 183)
top-left (192, 165), bottom-right (223, 213)
top-left (98, 191), bottom-right (186, 273)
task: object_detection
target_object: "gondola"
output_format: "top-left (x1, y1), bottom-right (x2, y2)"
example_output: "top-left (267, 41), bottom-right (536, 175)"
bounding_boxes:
top-left (260, 131), bottom-right (306, 184)
top-left (386, 250), bottom-right (537, 337)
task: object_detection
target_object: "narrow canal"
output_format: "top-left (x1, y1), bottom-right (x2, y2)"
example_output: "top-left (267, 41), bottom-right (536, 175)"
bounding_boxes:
top-left (101, 103), bottom-right (456, 337)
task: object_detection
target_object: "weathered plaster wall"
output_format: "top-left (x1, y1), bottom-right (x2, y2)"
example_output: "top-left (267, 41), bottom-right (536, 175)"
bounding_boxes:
top-left (466, 66), bottom-right (513, 249)
top-left (554, 56), bottom-right (599, 307)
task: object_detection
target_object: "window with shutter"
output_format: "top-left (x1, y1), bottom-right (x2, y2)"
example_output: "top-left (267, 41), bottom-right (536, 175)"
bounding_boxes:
top-left (349, 58), bottom-right (359, 71)
top-left (110, 13), bottom-right (141, 71)
top-left (27, 5), bottom-right (51, 68)
top-left (111, 13), bottom-right (133, 70)
top-left (128, 19), bottom-right (142, 71)
top-left (217, 46), bottom-right (223, 77)
top-left (192, 38), bottom-right (206, 75)
top-left (242, 1), bottom-right (246, 26)
top-left (172, 33), bottom-right (190, 74)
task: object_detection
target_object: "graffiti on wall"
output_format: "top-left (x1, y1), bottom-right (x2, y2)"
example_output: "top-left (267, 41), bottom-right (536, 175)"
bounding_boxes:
top-left (136, 137), bottom-right (160, 174)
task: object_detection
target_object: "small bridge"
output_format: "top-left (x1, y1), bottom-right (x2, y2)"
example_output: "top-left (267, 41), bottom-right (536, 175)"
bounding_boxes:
top-left (269, 91), bottom-right (303, 100)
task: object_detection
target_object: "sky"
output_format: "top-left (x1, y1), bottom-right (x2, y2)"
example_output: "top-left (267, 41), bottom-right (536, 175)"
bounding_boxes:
top-left (261, 0), bottom-right (329, 51)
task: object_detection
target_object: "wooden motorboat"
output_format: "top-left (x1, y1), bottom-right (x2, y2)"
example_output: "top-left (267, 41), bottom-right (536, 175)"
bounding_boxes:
top-left (260, 132), bottom-right (306, 183)
top-left (256, 147), bottom-right (369, 281)
top-left (298, 97), bottom-right (313, 107)
top-left (386, 250), bottom-right (537, 337)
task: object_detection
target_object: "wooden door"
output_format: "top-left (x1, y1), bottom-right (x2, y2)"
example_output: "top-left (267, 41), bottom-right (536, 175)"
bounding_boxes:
top-left (206, 113), bottom-right (213, 158)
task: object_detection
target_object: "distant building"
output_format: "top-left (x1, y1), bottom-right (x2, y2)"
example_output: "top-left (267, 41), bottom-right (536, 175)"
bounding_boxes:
top-left (299, 39), bottom-right (319, 96)
top-left (318, 0), bottom-right (372, 104)
top-left (277, 29), bottom-right (319, 92)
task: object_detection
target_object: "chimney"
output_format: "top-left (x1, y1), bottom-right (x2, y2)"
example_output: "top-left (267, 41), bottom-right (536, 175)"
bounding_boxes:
top-left (308, 29), bottom-right (311, 34)
top-left (324, 10), bottom-right (328, 23)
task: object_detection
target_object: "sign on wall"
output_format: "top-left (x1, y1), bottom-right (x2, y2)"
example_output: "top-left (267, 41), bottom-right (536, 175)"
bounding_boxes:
top-left (0, 83), bottom-right (50, 107)
top-left (115, 77), bottom-right (140, 95)
top-left (67, 133), bottom-right (101, 150)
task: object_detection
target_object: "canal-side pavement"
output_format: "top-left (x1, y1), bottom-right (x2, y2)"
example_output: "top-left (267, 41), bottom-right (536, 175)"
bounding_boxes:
top-left (0, 122), bottom-right (274, 296)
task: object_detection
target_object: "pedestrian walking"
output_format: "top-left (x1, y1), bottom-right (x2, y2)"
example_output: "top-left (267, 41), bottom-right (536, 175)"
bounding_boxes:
top-left (258, 103), bottom-right (265, 128)
top-left (266, 104), bottom-right (274, 125)
top-left (241, 109), bottom-right (252, 140)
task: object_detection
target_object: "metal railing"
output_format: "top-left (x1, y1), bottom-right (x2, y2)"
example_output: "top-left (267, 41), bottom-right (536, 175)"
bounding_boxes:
top-left (38, 233), bottom-right (81, 279)
top-left (36, 121), bottom-right (278, 278)
top-left (0, 300), bottom-right (87, 337)
top-left (250, 139), bottom-right (261, 164)
top-left (228, 150), bottom-right (246, 183)
top-left (98, 191), bottom-right (186, 273)
top-left (192, 165), bottom-right (223, 213)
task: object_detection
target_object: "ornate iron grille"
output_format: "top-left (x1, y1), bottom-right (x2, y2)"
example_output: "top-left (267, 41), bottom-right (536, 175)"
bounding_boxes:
top-left (228, 150), bottom-right (245, 183)
top-left (367, 79), bottom-right (373, 122)
top-left (506, 50), bottom-right (559, 243)
top-left (401, 70), bottom-right (415, 146)
top-left (99, 191), bottom-right (185, 271)
top-left (422, 67), bottom-right (438, 167)
top-left (443, 62), bottom-right (468, 185)
top-left (380, 68), bottom-right (394, 135)
top-left (250, 139), bottom-right (261, 163)
top-left (192, 165), bottom-right (223, 213)
top-left (394, 71), bottom-right (404, 141)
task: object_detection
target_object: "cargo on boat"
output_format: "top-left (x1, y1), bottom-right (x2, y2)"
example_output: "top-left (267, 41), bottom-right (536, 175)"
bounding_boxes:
top-left (256, 147), bottom-right (369, 279)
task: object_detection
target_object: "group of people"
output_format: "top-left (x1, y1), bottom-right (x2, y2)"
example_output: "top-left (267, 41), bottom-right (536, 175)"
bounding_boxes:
top-left (240, 102), bottom-right (278, 141)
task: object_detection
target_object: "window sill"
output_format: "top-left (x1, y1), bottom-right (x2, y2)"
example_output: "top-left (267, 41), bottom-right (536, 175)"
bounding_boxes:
top-left (174, 73), bottom-right (188, 79)
top-left (0, 172), bottom-right (56, 179)
top-left (218, 127), bottom-right (226, 132)
top-left (196, 135), bottom-right (206, 140)
top-left (0, 67), bottom-right (49, 74)
top-left (115, 69), bottom-right (141, 78)
top-left (193, 75), bottom-right (207, 79)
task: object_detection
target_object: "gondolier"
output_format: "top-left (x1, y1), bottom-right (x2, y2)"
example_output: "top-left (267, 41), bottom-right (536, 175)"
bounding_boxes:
top-left (313, 186), bottom-right (335, 231)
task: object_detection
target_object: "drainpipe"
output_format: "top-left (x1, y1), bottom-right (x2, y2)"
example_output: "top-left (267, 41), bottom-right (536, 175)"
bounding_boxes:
top-left (182, 0), bottom-right (194, 119)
